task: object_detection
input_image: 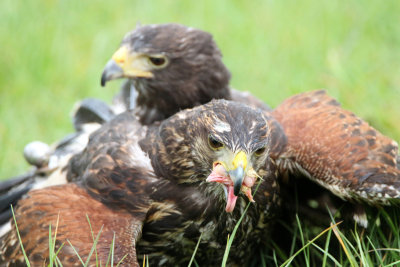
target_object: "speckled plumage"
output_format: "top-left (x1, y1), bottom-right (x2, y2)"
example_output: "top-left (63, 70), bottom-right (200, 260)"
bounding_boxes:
top-left (273, 90), bottom-right (400, 204)
top-left (1, 100), bottom-right (281, 266)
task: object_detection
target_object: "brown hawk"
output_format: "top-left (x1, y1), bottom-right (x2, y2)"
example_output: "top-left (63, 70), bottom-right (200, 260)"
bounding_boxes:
top-left (101, 23), bottom-right (270, 125)
top-left (1, 100), bottom-right (281, 266)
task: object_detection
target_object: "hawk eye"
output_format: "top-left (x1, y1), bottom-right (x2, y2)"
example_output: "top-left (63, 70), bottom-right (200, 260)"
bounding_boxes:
top-left (148, 56), bottom-right (168, 68)
top-left (208, 136), bottom-right (224, 150)
top-left (254, 147), bottom-right (266, 156)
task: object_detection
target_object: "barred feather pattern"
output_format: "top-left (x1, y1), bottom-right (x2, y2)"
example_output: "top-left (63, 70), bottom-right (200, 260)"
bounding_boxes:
top-left (273, 90), bottom-right (400, 204)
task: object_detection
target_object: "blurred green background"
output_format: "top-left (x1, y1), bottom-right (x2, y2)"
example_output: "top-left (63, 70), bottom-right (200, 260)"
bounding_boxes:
top-left (0, 0), bottom-right (399, 180)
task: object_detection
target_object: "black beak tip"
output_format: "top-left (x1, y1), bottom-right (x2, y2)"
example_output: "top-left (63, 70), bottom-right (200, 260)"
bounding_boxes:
top-left (100, 73), bottom-right (107, 87)
top-left (233, 181), bottom-right (241, 196)
top-left (230, 167), bottom-right (245, 197)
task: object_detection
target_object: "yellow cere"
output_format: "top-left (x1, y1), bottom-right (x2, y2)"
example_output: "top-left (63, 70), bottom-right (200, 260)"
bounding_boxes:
top-left (232, 151), bottom-right (247, 170)
top-left (112, 46), bottom-right (129, 64)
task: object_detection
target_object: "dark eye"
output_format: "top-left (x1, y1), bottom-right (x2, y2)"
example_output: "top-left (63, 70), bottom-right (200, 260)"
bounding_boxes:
top-left (148, 56), bottom-right (167, 67)
top-left (208, 136), bottom-right (224, 150)
top-left (254, 147), bottom-right (266, 156)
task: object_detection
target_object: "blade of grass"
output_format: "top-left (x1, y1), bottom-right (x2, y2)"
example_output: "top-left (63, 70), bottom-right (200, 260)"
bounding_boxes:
top-left (322, 225), bottom-right (332, 267)
top-left (115, 254), bottom-right (128, 267)
top-left (48, 223), bottom-right (53, 267)
top-left (66, 222), bottom-right (104, 266)
top-left (310, 242), bottom-right (341, 266)
top-left (55, 256), bottom-right (63, 267)
top-left (269, 239), bottom-right (289, 263)
top-left (271, 249), bottom-right (278, 267)
top-left (221, 181), bottom-right (262, 266)
top-left (66, 240), bottom-right (85, 265)
top-left (221, 204), bottom-right (251, 266)
top-left (280, 221), bottom-right (342, 267)
top-left (48, 213), bottom-right (60, 267)
top-left (384, 259), bottom-right (400, 267)
top-left (85, 215), bottom-right (100, 266)
top-left (295, 214), bottom-right (309, 266)
top-left (366, 247), bottom-right (400, 253)
top-left (53, 242), bottom-right (65, 266)
top-left (188, 232), bottom-right (203, 267)
top-left (289, 221), bottom-right (299, 257)
top-left (10, 205), bottom-right (31, 267)
top-left (331, 222), bottom-right (357, 267)
top-left (366, 236), bottom-right (384, 266)
top-left (353, 227), bottom-right (371, 266)
top-left (260, 249), bottom-right (267, 267)
top-left (84, 224), bottom-right (104, 266)
top-left (106, 232), bottom-right (116, 267)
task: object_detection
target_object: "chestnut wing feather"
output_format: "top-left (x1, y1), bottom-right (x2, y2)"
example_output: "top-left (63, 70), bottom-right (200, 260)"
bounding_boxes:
top-left (0, 184), bottom-right (144, 266)
top-left (272, 90), bottom-right (400, 204)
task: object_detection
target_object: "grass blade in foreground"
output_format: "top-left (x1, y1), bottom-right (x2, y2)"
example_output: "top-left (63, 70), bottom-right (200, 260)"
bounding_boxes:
top-left (280, 221), bottom-right (342, 267)
top-left (188, 232), bottom-right (203, 267)
top-left (221, 181), bottom-right (262, 266)
top-left (331, 222), bottom-right (357, 267)
top-left (10, 205), bottom-right (31, 267)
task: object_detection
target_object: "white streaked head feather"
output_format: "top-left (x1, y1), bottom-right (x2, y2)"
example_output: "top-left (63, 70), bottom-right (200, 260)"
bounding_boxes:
top-left (213, 119), bottom-right (231, 133)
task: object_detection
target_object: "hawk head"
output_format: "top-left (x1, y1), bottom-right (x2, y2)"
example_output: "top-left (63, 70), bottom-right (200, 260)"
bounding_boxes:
top-left (101, 23), bottom-right (231, 117)
top-left (146, 99), bottom-right (273, 212)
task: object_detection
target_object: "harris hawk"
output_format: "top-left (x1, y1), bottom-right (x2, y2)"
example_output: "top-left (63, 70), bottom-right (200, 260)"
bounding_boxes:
top-left (1, 100), bottom-right (282, 266)
top-left (100, 23), bottom-right (271, 125)
top-left (2, 91), bottom-right (400, 265)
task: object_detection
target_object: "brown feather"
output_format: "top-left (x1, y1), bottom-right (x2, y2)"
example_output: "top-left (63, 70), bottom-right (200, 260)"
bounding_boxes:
top-left (273, 90), bottom-right (400, 204)
top-left (1, 184), bottom-right (140, 266)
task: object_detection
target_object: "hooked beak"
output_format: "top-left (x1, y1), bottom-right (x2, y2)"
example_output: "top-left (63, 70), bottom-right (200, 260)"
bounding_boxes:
top-left (229, 151), bottom-right (247, 196)
top-left (101, 46), bottom-right (153, 87)
top-left (229, 166), bottom-right (245, 196)
top-left (101, 59), bottom-right (124, 86)
top-left (206, 151), bottom-right (258, 213)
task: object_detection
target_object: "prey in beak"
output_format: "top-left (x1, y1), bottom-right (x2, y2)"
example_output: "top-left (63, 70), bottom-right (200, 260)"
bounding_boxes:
top-left (206, 151), bottom-right (259, 212)
top-left (101, 45), bottom-right (157, 87)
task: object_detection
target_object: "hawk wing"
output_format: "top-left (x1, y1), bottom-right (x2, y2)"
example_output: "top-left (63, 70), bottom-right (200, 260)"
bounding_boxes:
top-left (1, 111), bottom-right (156, 266)
top-left (1, 184), bottom-right (142, 266)
top-left (0, 98), bottom-right (113, 227)
top-left (272, 90), bottom-right (400, 204)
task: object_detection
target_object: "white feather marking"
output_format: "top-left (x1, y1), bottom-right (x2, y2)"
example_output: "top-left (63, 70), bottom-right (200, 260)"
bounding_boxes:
top-left (176, 112), bottom-right (187, 120)
top-left (0, 222), bottom-right (11, 238)
top-left (175, 135), bottom-right (184, 143)
top-left (128, 141), bottom-right (153, 170)
top-left (213, 119), bottom-right (231, 133)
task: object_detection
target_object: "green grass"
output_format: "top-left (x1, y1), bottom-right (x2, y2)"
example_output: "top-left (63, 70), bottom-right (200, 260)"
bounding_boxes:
top-left (1, 0), bottom-right (400, 265)
top-left (268, 206), bottom-right (400, 266)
